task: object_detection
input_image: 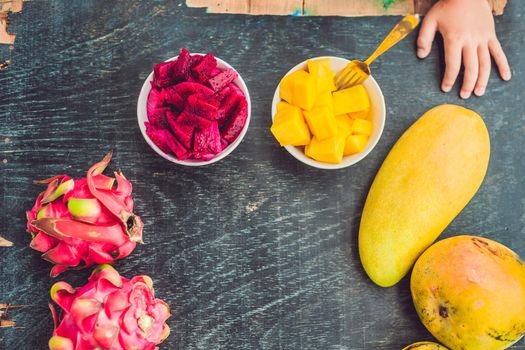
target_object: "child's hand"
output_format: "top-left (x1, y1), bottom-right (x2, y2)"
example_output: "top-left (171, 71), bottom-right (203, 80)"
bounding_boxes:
top-left (416, 0), bottom-right (511, 98)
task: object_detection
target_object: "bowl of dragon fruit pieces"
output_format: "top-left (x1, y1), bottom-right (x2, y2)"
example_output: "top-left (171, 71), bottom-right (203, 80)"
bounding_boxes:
top-left (138, 48), bottom-right (251, 166)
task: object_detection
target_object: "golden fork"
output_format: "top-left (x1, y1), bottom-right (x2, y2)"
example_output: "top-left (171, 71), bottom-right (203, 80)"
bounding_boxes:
top-left (335, 14), bottom-right (420, 90)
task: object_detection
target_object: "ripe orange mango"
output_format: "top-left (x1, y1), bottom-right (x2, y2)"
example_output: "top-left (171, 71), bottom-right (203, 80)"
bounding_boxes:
top-left (411, 236), bottom-right (525, 350)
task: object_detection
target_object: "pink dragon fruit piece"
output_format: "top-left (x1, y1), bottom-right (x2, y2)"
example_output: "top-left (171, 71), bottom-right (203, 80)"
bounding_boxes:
top-left (48, 264), bottom-right (171, 350)
top-left (146, 123), bottom-right (171, 154)
top-left (216, 92), bottom-right (241, 126)
top-left (167, 111), bottom-right (194, 150)
top-left (186, 93), bottom-right (220, 120)
top-left (163, 127), bottom-right (190, 160)
top-left (210, 68), bottom-right (222, 79)
top-left (228, 82), bottom-right (246, 98)
top-left (190, 54), bottom-right (203, 68)
top-left (178, 108), bottom-right (214, 131)
top-left (147, 88), bottom-right (165, 118)
top-left (170, 48), bottom-right (191, 82)
top-left (213, 85), bottom-right (233, 102)
top-left (208, 68), bottom-right (238, 92)
top-left (220, 97), bottom-right (248, 143)
top-left (172, 82), bottom-right (214, 100)
top-left (191, 54), bottom-right (217, 83)
top-left (147, 107), bottom-right (171, 129)
top-left (26, 152), bottom-right (144, 277)
top-left (193, 121), bottom-right (222, 154)
top-left (162, 87), bottom-right (185, 111)
top-left (153, 61), bottom-right (175, 88)
top-left (190, 152), bottom-right (217, 161)
top-left (220, 137), bottom-right (229, 151)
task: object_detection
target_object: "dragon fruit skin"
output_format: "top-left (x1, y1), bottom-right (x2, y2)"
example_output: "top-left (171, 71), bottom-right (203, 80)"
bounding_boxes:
top-left (48, 264), bottom-right (171, 350)
top-left (26, 152), bottom-right (144, 277)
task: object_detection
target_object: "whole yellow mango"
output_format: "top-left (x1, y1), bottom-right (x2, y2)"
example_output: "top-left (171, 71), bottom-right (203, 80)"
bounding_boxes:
top-left (359, 104), bottom-right (490, 287)
top-left (411, 236), bottom-right (525, 350)
top-left (402, 342), bottom-right (448, 350)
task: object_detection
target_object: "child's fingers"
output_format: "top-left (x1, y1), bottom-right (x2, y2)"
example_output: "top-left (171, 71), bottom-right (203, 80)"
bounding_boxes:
top-left (417, 18), bottom-right (437, 59)
top-left (442, 39), bottom-right (462, 92)
top-left (489, 38), bottom-right (511, 81)
top-left (460, 45), bottom-right (479, 99)
top-left (475, 46), bottom-right (491, 96)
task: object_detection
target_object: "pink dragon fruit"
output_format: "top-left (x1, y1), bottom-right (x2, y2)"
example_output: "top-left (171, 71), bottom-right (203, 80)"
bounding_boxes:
top-left (146, 49), bottom-right (248, 161)
top-left (221, 96), bottom-right (248, 143)
top-left (48, 264), bottom-right (170, 350)
top-left (191, 53), bottom-right (217, 83)
top-left (26, 152), bottom-right (144, 277)
top-left (208, 68), bottom-right (238, 92)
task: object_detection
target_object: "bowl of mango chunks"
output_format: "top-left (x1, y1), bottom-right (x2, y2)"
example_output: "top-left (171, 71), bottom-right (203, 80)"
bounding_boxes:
top-left (271, 56), bottom-right (386, 170)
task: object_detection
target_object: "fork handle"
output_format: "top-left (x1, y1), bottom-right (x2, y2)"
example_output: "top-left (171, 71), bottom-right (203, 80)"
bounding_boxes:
top-left (365, 14), bottom-right (420, 66)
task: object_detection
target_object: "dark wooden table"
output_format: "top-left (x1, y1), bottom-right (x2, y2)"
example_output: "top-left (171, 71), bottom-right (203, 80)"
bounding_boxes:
top-left (1, 1), bottom-right (524, 349)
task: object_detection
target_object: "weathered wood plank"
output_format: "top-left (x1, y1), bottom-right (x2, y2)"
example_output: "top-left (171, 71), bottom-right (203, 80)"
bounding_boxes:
top-left (186, 0), bottom-right (508, 16)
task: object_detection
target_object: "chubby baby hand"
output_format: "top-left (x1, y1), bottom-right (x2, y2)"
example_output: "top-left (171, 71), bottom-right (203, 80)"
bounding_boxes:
top-left (417, 0), bottom-right (511, 98)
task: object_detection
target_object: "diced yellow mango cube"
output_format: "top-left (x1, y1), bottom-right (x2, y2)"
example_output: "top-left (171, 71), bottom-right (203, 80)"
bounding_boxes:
top-left (336, 115), bottom-right (354, 138)
top-left (313, 90), bottom-right (334, 116)
top-left (303, 105), bottom-right (337, 141)
top-left (279, 71), bottom-right (297, 104)
top-left (279, 70), bottom-right (317, 111)
top-left (348, 110), bottom-right (369, 120)
top-left (344, 134), bottom-right (368, 156)
top-left (352, 118), bottom-right (373, 136)
top-left (332, 85), bottom-right (370, 116)
top-left (305, 135), bottom-right (345, 164)
top-left (271, 105), bottom-right (311, 146)
top-left (307, 58), bottom-right (336, 93)
top-left (277, 101), bottom-right (294, 113)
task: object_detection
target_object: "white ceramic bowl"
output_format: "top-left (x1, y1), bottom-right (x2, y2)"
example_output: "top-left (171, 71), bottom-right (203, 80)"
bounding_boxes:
top-left (137, 54), bottom-right (251, 166)
top-left (271, 56), bottom-right (386, 170)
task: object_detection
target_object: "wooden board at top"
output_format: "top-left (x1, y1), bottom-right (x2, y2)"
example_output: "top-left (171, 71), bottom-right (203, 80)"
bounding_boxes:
top-left (186, 0), bottom-right (508, 16)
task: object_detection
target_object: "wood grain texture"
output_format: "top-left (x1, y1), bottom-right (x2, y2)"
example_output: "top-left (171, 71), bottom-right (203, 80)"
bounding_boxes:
top-left (185, 0), bottom-right (508, 16)
top-left (0, 0), bottom-right (523, 349)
